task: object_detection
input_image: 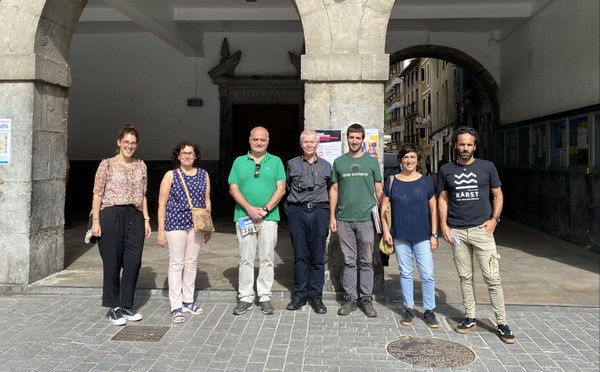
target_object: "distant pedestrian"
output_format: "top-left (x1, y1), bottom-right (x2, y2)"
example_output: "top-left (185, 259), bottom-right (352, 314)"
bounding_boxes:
top-left (425, 155), bottom-right (432, 175)
top-left (285, 129), bottom-right (331, 315)
top-left (438, 127), bottom-right (516, 344)
top-left (438, 153), bottom-right (449, 168)
top-left (90, 124), bottom-right (151, 326)
top-left (228, 126), bottom-right (286, 315)
top-left (381, 143), bottom-right (439, 328)
top-left (330, 123), bottom-right (383, 318)
top-left (157, 141), bottom-right (211, 323)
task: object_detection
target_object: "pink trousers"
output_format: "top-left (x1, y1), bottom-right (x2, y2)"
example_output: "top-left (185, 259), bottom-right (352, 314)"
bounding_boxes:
top-left (166, 229), bottom-right (202, 311)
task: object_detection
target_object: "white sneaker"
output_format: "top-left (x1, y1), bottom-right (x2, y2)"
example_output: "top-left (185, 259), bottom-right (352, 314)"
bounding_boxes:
top-left (121, 307), bottom-right (142, 321)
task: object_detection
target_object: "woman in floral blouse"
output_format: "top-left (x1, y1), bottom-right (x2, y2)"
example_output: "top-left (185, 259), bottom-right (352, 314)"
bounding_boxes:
top-left (91, 124), bottom-right (152, 326)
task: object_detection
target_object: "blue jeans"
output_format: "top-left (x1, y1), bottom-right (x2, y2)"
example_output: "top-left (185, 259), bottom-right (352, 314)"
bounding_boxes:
top-left (394, 238), bottom-right (436, 310)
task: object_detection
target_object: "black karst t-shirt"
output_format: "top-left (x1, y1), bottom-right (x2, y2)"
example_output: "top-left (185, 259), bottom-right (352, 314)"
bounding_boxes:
top-left (438, 159), bottom-right (501, 228)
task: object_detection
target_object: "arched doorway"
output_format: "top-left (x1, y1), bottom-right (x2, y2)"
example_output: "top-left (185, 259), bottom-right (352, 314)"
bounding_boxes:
top-left (389, 45), bottom-right (499, 163)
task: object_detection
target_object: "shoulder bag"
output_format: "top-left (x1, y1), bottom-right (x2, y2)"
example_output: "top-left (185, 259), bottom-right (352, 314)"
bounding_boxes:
top-left (378, 175), bottom-right (395, 255)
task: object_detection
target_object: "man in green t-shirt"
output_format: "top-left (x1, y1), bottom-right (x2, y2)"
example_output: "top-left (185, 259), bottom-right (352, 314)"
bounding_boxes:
top-left (330, 123), bottom-right (383, 317)
top-left (228, 126), bottom-right (286, 316)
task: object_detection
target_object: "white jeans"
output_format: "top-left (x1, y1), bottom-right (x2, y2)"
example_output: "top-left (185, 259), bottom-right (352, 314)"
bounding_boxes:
top-left (166, 229), bottom-right (202, 311)
top-left (236, 220), bottom-right (278, 303)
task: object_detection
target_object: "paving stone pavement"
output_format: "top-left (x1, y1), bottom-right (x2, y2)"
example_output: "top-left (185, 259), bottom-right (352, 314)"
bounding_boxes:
top-left (0, 294), bottom-right (598, 372)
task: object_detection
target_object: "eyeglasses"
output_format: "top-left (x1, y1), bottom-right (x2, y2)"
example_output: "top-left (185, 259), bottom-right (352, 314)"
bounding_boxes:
top-left (456, 127), bottom-right (477, 135)
top-left (121, 140), bottom-right (137, 147)
top-left (254, 163), bottom-right (261, 178)
top-left (180, 151), bottom-right (195, 158)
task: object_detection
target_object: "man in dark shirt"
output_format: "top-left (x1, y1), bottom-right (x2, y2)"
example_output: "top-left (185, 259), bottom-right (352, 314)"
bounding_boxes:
top-left (285, 129), bottom-right (331, 314)
top-left (438, 127), bottom-right (515, 344)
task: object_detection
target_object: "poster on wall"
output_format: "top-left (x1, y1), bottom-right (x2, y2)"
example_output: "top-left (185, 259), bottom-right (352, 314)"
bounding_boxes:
top-left (316, 129), bottom-right (342, 165)
top-left (0, 118), bottom-right (11, 165)
top-left (361, 128), bottom-right (380, 158)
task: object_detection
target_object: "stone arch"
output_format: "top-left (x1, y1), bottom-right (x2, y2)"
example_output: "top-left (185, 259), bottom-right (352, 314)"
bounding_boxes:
top-left (390, 45), bottom-right (500, 129)
top-left (0, 0), bottom-right (85, 284)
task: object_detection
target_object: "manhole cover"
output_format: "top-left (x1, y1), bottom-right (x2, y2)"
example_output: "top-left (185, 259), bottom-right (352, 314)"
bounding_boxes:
top-left (387, 336), bottom-right (476, 368)
top-left (111, 325), bottom-right (170, 342)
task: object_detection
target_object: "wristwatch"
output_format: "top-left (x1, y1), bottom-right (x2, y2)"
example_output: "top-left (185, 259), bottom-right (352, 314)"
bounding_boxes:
top-left (493, 216), bottom-right (501, 224)
top-left (431, 233), bottom-right (439, 239)
top-left (263, 206), bottom-right (270, 213)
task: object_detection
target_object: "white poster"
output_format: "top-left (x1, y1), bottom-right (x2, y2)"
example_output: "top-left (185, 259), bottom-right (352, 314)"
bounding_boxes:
top-left (0, 118), bottom-right (11, 165)
top-left (316, 129), bottom-right (342, 165)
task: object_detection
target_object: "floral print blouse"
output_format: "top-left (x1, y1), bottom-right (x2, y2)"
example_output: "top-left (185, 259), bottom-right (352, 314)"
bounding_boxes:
top-left (93, 155), bottom-right (147, 211)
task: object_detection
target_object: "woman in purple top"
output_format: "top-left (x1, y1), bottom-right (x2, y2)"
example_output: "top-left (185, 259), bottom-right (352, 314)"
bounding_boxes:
top-left (380, 143), bottom-right (439, 328)
top-left (157, 141), bottom-right (211, 323)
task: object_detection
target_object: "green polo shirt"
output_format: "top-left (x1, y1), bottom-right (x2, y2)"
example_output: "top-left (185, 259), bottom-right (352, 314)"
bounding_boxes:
top-left (228, 151), bottom-right (286, 222)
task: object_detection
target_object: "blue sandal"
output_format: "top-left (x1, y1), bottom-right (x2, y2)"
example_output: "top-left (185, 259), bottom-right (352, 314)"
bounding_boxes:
top-left (171, 309), bottom-right (185, 323)
top-left (182, 302), bottom-right (204, 315)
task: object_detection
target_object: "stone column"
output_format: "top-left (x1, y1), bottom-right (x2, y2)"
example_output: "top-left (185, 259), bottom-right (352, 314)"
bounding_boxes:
top-left (0, 0), bottom-right (85, 285)
top-left (294, 0), bottom-right (395, 299)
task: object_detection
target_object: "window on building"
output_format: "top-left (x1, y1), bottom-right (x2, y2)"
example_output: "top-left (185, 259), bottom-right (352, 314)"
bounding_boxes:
top-left (568, 116), bottom-right (589, 166)
top-left (594, 112), bottom-right (600, 169)
top-left (550, 120), bottom-right (567, 167)
top-left (506, 130), bottom-right (517, 166)
top-left (531, 124), bottom-right (547, 167)
top-left (518, 127), bottom-right (530, 166)
top-left (495, 132), bottom-right (505, 166)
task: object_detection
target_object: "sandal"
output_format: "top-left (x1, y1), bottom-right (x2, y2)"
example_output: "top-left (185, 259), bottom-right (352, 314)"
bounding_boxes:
top-left (182, 302), bottom-right (204, 315)
top-left (171, 309), bottom-right (185, 323)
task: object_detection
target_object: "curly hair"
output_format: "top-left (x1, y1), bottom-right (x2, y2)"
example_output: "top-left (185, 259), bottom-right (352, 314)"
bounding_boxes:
top-left (171, 141), bottom-right (201, 168)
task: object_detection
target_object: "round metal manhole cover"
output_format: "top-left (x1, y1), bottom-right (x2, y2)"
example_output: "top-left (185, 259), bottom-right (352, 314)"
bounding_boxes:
top-left (387, 336), bottom-right (476, 368)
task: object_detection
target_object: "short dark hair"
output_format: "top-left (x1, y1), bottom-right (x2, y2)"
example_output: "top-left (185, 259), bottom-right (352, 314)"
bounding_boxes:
top-left (346, 123), bottom-right (365, 138)
top-left (397, 143), bottom-right (421, 161)
top-left (453, 127), bottom-right (480, 146)
top-left (172, 141), bottom-right (201, 168)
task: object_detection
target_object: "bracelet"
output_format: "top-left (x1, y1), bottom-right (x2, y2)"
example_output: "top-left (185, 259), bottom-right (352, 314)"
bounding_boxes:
top-left (431, 233), bottom-right (439, 239)
top-left (144, 217), bottom-right (150, 222)
top-left (92, 218), bottom-right (99, 221)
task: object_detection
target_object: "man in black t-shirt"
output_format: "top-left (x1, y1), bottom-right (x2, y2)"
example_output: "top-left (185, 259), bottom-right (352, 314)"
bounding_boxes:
top-left (438, 127), bottom-right (516, 345)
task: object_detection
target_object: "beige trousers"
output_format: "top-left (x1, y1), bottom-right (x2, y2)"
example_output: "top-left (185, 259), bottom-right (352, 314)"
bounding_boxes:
top-left (451, 226), bottom-right (507, 325)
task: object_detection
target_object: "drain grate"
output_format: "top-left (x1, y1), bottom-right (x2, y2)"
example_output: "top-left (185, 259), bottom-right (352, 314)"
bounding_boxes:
top-left (111, 325), bottom-right (170, 342)
top-left (387, 336), bottom-right (476, 368)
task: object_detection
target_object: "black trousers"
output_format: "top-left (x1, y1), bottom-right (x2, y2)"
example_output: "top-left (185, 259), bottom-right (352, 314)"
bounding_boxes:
top-left (97, 205), bottom-right (145, 308)
top-left (287, 204), bottom-right (329, 299)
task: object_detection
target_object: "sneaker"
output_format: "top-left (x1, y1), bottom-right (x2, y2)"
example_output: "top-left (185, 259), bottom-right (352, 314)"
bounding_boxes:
top-left (423, 310), bottom-right (439, 328)
top-left (456, 317), bottom-right (477, 334)
top-left (258, 300), bottom-right (275, 315)
top-left (400, 308), bottom-right (415, 326)
top-left (361, 301), bottom-right (378, 318)
top-left (497, 324), bottom-right (516, 344)
top-left (232, 301), bottom-right (254, 315)
top-left (337, 300), bottom-right (357, 316)
top-left (121, 307), bottom-right (142, 321)
top-left (109, 307), bottom-right (126, 326)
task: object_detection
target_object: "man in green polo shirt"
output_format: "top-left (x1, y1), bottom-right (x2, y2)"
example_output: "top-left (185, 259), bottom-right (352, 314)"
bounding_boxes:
top-left (228, 126), bottom-right (286, 315)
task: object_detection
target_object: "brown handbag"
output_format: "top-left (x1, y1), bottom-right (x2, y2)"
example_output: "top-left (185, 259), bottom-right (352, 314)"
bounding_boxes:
top-left (177, 169), bottom-right (214, 233)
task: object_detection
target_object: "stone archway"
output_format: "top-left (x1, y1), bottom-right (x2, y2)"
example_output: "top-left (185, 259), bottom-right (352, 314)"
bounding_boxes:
top-left (0, 0), bottom-right (85, 285)
top-left (390, 45), bottom-right (500, 159)
top-left (391, 45), bottom-right (500, 128)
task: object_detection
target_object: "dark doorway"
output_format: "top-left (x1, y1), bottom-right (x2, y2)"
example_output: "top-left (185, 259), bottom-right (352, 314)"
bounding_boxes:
top-left (232, 104), bottom-right (301, 164)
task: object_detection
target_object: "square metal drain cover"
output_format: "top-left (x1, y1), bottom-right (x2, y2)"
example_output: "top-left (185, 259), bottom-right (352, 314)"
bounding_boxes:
top-left (111, 325), bottom-right (170, 342)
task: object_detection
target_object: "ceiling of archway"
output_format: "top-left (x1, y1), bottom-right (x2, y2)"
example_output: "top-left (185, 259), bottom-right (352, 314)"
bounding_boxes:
top-left (77, 0), bottom-right (551, 56)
